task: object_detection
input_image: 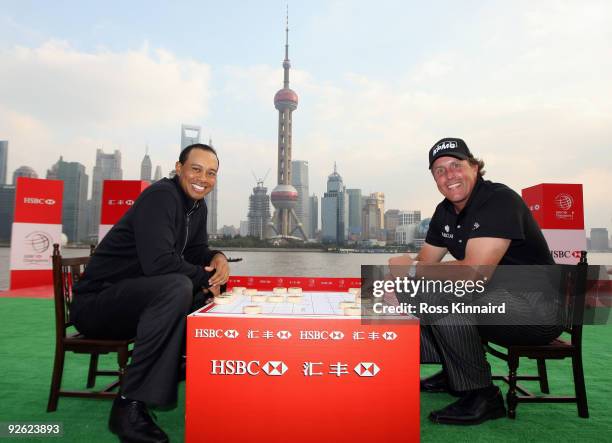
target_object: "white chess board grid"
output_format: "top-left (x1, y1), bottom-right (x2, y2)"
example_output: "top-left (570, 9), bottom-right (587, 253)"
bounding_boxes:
top-left (193, 291), bottom-right (358, 318)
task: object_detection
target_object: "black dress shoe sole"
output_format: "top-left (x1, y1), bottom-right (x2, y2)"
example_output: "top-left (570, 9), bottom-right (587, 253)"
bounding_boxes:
top-left (420, 385), bottom-right (463, 397)
top-left (429, 406), bottom-right (507, 425)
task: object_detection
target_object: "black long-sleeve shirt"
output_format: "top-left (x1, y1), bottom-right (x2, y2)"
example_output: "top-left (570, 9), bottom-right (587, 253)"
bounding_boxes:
top-left (74, 176), bottom-right (222, 294)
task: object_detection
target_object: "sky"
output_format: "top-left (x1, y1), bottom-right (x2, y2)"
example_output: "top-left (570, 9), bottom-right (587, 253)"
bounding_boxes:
top-left (0, 0), bottom-right (611, 233)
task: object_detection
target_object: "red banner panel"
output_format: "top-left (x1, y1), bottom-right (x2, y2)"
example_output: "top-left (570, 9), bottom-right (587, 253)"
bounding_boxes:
top-left (100, 180), bottom-right (149, 225)
top-left (522, 183), bottom-right (584, 230)
top-left (13, 177), bottom-right (63, 224)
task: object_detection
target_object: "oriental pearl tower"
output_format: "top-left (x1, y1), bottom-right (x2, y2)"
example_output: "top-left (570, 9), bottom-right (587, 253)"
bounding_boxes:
top-left (269, 13), bottom-right (307, 240)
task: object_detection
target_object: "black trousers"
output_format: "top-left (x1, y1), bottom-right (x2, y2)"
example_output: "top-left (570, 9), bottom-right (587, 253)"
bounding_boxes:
top-left (71, 274), bottom-right (195, 408)
top-left (418, 287), bottom-right (564, 391)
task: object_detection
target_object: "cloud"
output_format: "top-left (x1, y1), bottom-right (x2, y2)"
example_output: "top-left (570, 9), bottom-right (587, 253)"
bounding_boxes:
top-left (0, 39), bottom-right (211, 183)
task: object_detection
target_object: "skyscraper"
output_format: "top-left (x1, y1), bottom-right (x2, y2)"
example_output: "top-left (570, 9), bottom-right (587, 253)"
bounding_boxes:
top-left (140, 148), bottom-right (152, 182)
top-left (0, 140), bottom-right (8, 185)
top-left (362, 192), bottom-right (385, 241)
top-left (346, 188), bottom-right (363, 239)
top-left (0, 184), bottom-right (15, 242)
top-left (180, 124), bottom-right (201, 150)
top-left (12, 165), bottom-right (38, 184)
top-left (247, 180), bottom-right (271, 239)
top-left (399, 210), bottom-right (421, 226)
top-left (269, 14), bottom-right (306, 240)
top-left (590, 228), bottom-right (609, 251)
top-left (153, 165), bottom-right (163, 181)
top-left (291, 160), bottom-right (310, 238)
top-left (321, 163), bottom-right (348, 244)
top-left (384, 209), bottom-right (401, 243)
top-left (47, 156), bottom-right (89, 242)
top-left (90, 149), bottom-right (122, 240)
top-left (309, 194), bottom-right (318, 239)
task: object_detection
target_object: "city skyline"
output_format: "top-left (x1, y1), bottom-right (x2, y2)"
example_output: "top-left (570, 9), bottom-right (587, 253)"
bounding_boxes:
top-left (0, 1), bottom-right (610, 232)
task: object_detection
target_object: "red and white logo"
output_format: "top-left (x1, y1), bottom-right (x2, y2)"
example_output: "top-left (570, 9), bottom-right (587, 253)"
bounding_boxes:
top-left (23, 197), bottom-right (56, 205)
top-left (330, 331), bottom-right (345, 340)
top-left (354, 362), bottom-right (380, 377)
top-left (224, 329), bottom-right (239, 339)
top-left (554, 193), bottom-right (573, 211)
top-left (277, 330), bottom-right (292, 340)
top-left (262, 361), bottom-right (288, 376)
top-left (107, 199), bottom-right (135, 206)
top-left (382, 331), bottom-right (398, 341)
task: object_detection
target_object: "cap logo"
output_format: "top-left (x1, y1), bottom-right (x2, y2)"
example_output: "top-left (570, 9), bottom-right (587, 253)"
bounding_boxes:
top-left (433, 141), bottom-right (457, 156)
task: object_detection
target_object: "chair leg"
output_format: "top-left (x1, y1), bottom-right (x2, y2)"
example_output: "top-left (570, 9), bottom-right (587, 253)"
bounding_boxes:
top-left (47, 347), bottom-right (66, 412)
top-left (572, 354), bottom-right (589, 418)
top-left (86, 354), bottom-right (99, 388)
top-left (507, 355), bottom-right (519, 419)
top-left (537, 359), bottom-right (550, 394)
top-left (117, 347), bottom-right (130, 392)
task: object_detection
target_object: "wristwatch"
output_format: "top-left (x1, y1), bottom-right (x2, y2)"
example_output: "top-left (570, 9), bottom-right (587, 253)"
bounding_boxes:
top-left (408, 261), bottom-right (419, 279)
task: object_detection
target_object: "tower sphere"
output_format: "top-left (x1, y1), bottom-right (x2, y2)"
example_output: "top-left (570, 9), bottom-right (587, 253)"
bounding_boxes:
top-left (270, 184), bottom-right (298, 209)
top-left (274, 88), bottom-right (298, 111)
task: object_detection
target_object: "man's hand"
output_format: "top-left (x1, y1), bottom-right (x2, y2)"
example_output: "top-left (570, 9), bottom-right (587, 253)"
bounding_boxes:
top-left (205, 254), bottom-right (230, 288)
top-left (388, 254), bottom-right (416, 267)
top-left (388, 254), bottom-right (416, 279)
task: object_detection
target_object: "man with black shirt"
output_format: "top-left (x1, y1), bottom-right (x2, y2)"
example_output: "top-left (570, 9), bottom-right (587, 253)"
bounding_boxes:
top-left (389, 138), bottom-right (560, 425)
top-left (72, 143), bottom-right (229, 443)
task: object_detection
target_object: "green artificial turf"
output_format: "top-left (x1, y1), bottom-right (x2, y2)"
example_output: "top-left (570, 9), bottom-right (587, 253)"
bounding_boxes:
top-left (0, 297), bottom-right (610, 442)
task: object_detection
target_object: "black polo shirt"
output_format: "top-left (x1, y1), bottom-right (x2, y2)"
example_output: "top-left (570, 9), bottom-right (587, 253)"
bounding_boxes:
top-left (425, 177), bottom-right (554, 265)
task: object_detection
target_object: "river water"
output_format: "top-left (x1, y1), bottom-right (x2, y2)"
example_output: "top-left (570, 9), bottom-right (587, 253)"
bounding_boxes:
top-left (1, 247), bottom-right (610, 291)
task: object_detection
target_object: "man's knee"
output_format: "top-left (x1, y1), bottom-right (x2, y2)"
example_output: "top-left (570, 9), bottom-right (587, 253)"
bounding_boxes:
top-left (148, 274), bottom-right (193, 311)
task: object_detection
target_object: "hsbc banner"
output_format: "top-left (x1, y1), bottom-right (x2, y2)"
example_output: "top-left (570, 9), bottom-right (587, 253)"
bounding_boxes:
top-left (522, 183), bottom-right (586, 265)
top-left (10, 177), bottom-right (63, 289)
top-left (522, 183), bottom-right (584, 230)
top-left (543, 229), bottom-right (587, 265)
top-left (98, 180), bottom-right (149, 241)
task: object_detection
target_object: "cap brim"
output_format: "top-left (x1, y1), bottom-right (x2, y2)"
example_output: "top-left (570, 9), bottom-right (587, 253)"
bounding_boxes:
top-left (429, 152), bottom-right (470, 169)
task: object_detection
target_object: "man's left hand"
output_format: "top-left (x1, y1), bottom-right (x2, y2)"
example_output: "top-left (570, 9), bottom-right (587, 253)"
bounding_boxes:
top-left (205, 254), bottom-right (230, 287)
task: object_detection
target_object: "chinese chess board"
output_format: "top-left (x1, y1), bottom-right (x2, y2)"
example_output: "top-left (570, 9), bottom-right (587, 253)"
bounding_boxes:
top-left (197, 289), bottom-right (360, 317)
top-left (186, 277), bottom-right (420, 443)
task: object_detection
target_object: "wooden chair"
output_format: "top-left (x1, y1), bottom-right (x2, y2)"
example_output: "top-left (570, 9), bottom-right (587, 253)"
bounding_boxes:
top-left (484, 251), bottom-right (589, 419)
top-left (47, 243), bottom-right (133, 412)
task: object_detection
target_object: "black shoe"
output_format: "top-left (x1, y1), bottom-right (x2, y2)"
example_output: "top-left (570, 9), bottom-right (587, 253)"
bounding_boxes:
top-left (428, 385), bottom-right (506, 425)
top-left (109, 396), bottom-right (169, 443)
top-left (420, 371), bottom-right (462, 397)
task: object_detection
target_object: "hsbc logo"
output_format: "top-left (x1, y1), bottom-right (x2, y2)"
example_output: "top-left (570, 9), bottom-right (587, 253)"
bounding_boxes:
top-left (211, 360), bottom-right (260, 375)
top-left (551, 250), bottom-right (581, 259)
top-left (277, 330), bottom-right (292, 340)
top-left (262, 361), bottom-right (288, 376)
top-left (224, 329), bottom-right (239, 339)
top-left (300, 330), bottom-right (345, 340)
top-left (210, 360), bottom-right (287, 376)
top-left (193, 328), bottom-right (239, 339)
top-left (24, 197), bottom-right (55, 205)
top-left (382, 331), bottom-right (398, 341)
top-left (354, 362), bottom-right (380, 377)
top-left (432, 141), bottom-right (457, 156)
top-left (330, 331), bottom-right (345, 340)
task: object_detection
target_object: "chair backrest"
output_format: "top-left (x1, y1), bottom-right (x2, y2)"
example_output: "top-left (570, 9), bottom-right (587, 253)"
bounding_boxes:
top-left (559, 251), bottom-right (588, 346)
top-left (51, 243), bottom-right (92, 340)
